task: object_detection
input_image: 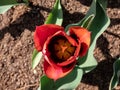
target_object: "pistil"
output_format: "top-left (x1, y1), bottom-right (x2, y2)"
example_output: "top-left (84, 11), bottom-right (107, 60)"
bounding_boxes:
top-left (61, 45), bottom-right (68, 53)
top-left (48, 35), bottom-right (76, 63)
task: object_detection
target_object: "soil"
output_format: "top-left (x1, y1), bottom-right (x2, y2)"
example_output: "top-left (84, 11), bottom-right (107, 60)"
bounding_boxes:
top-left (0, 0), bottom-right (120, 90)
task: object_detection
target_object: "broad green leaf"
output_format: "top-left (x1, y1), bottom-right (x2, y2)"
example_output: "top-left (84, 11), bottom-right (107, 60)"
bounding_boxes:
top-left (40, 68), bottom-right (83, 90)
top-left (65, 0), bottom-right (100, 31)
top-left (0, 5), bottom-right (16, 14)
top-left (0, 0), bottom-right (18, 14)
top-left (65, 14), bottom-right (95, 32)
top-left (40, 75), bottom-right (55, 90)
top-left (32, 0), bottom-right (63, 69)
top-left (98, 0), bottom-right (107, 9)
top-left (0, 0), bottom-right (17, 5)
top-left (64, 0), bottom-right (104, 31)
top-left (81, 14), bottom-right (94, 29)
top-left (56, 68), bottom-right (83, 90)
top-left (32, 49), bottom-right (43, 69)
top-left (0, 0), bottom-right (28, 14)
top-left (32, 49), bottom-right (38, 60)
top-left (23, 0), bottom-right (29, 4)
top-left (0, 0), bottom-right (28, 5)
top-left (109, 57), bottom-right (120, 90)
top-left (78, 0), bottom-right (110, 73)
top-left (45, 0), bottom-right (63, 25)
top-left (65, 0), bottom-right (110, 73)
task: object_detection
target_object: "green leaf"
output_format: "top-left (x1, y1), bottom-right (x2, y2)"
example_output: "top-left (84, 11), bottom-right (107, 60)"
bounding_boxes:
top-left (40, 76), bottom-right (55, 90)
top-left (0, 0), bottom-right (28, 14)
top-left (81, 14), bottom-right (95, 29)
top-left (0, 5), bottom-right (15, 14)
top-left (32, 49), bottom-right (43, 69)
top-left (0, 0), bottom-right (17, 5)
top-left (98, 0), bottom-right (107, 9)
top-left (23, 0), bottom-right (29, 4)
top-left (0, 0), bottom-right (28, 5)
top-left (31, 0), bottom-right (63, 69)
top-left (45, 0), bottom-right (63, 25)
top-left (79, 0), bottom-right (110, 73)
top-left (65, 14), bottom-right (95, 32)
top-left (55, 68), bottom-right (83, 90)
top-left (65, 0), bottom-right (110, 73)
top-left (109, 57), bottom-right (120, 90)
top-left (0, 0), bottom-right (18, 14)
top-left (65, 0), bottom-right (101, 31)
top-left (40, 68), bottom-right (83, 90)
top-left (32, 49), bottom-right (39, 60)
top-left (65, 0), bottom-right (107, 31)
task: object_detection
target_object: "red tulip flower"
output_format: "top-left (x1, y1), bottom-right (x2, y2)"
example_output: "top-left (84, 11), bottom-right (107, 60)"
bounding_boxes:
top-left (34, 24), bottom-right (91, 80)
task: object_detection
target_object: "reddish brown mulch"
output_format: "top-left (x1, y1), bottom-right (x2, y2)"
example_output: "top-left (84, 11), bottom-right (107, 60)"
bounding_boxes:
top-left (0, 0), bottom-right (120, 90)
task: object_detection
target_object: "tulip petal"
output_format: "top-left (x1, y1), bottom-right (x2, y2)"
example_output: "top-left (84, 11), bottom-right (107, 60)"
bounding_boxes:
top-left (69, 26), bottom-right (91, 57)
top-left (34, 24), bottom-right (64, 51)
top-left (44, 59), bottom-right (76, 80)
top-left (42, 31), bottom-right (79, 66)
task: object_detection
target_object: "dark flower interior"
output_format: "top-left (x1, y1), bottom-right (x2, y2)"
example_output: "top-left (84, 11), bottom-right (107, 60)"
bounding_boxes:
top-left (48, 35), bottom-right (76, 63)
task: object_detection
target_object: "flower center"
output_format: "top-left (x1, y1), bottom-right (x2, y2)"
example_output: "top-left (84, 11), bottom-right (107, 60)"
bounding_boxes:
top-left (48, 35), bottom-right (76, 63)
top-left (61, 45), bottom-right (68, 53)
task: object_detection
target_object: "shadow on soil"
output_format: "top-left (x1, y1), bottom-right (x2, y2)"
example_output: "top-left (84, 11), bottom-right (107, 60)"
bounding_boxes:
top-left (109, 18), bottom-right (120, 27)
top-left (0, 3), bottom-right (85, 40)
top-left (62, 5), bottom-right (85, 27)
top-left (0, 4), bottom-right (48, 40)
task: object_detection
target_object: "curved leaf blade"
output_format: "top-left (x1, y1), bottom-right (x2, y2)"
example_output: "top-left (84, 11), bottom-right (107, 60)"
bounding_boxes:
top-left (40, 68), bottom-right (83, 90)
top-left (45, 0), bottom-right (63, 25)
top-left (77, 0), bottom-right (110, 73)
top-left (32, 49), bottom-right (43, 69)
top-left (40, 75), bottom-right (55, 90)
top-left (0, 0), bottom-right (28, 14)
top-left (65, 14), bottom-right (95, 32)
top-left (0, 5), bottom-right (15, 14)
top-left (65, 0), bottom-right (98, 32)
top-left (23, 0), bottom-right (29, 4)
top-left (109, 57), bottom-right (120, 90)
top-left (0, 0), bottom-right (18, 14)
top-left (81, 14), bottom-right (95, 29)
top-left (55, 68), bottom-right (83, 90)
top-left (32, 0), bottom-right (63, 69)
top-left (0, 0), bottom-right (17, 5)
top-left (32, 49), bottom-right (39, 60)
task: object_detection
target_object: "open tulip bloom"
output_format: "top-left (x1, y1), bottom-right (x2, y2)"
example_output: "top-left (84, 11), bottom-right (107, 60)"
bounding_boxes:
top-left (32, 0), bottom-right (110, 89)
top-left (0, 0), bottom-right (111, 89)
top-left (34, 24), bottom-right (91, 80)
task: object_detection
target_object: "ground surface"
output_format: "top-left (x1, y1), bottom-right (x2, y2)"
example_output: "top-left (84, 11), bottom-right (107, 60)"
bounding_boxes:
top-left (0, 0), bottom-right (120, 90)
